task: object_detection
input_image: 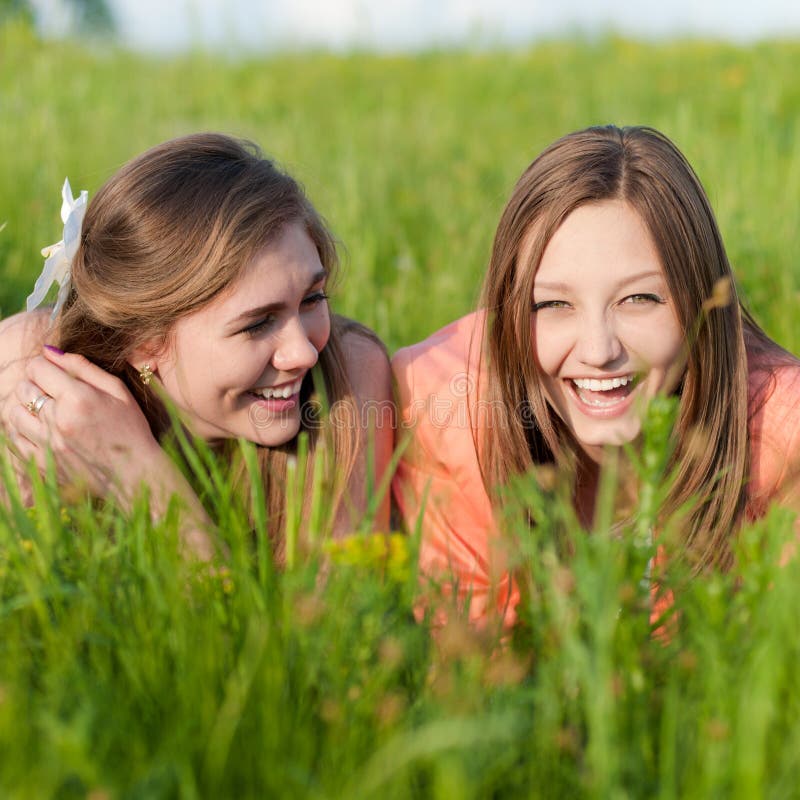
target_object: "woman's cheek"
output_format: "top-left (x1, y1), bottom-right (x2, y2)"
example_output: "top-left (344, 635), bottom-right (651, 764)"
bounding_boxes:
top-left (618, 311), bottom-right (684, 366)
top-left (532, 317), bottom-right (572, 375)
top-left (312, 305), bottom-right (331, 354)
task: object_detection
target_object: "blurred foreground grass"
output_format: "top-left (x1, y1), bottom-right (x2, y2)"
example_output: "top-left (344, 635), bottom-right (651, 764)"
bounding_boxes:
top-left (1, 399), bottom-right (800, 797)
top-left (2, 20), bottom-right (800, 798)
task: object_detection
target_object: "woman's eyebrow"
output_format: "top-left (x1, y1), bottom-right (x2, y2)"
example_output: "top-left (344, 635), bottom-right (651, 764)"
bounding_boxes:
top-left (533, 270), bottom-right (664, 294)
top-left (532, 280), bottom-right (570, 292)
top-left (230, 301), bottom-right (285, 325)
top-left (614, 269), bottom-right (664, 289)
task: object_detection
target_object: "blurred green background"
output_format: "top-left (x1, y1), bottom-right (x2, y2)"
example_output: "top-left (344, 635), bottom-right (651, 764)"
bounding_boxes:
top-left (2, 15), bottom-right (799, 355)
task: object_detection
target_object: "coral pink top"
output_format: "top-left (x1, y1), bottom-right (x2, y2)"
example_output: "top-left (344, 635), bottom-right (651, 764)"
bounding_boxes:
top-left (392, 311), bottom-right (800, 628)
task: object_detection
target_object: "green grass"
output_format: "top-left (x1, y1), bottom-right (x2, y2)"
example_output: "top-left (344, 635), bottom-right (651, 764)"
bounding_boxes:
top-left (2, 20), bottom-right (800, 798)
top-left (2, 398), bottom-right (800, 798)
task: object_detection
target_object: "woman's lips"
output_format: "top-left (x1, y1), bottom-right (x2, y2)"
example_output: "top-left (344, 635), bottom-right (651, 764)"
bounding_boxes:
top-left (245, 375), bottom-right (304, 412)
top-left (246, 390), bottom-right (299, 412)
top-left (566, 375), bottom-right (638, 418)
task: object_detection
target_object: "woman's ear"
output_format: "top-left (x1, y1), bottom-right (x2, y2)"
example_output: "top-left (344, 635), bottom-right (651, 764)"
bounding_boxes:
top-left (128, 339), bottom-right (166, 385)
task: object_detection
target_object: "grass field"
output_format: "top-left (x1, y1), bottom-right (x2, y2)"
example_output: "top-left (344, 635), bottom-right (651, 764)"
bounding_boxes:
top-left (2, 19), bottom-right (800, 798)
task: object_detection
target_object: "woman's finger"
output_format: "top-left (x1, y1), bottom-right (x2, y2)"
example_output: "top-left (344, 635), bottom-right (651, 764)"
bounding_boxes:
top-left (1, 456), bottom-right (34, 507)
top-left (8, 418), bottom-right (79, 488)
top-left (7, 432), bottom-right (48, 475)
top-left (14, 378), bottom-right (50, 410)
top-left (40, 346), bottom-right (134, 401)
top-left (6, 401), bottom-right (49, 448)
top-left (12, 379), bottom-right (54, 433)
top-left (9, 432), bottom-right (37, 462)
top-left (25, 355), bottom-right (85, 402)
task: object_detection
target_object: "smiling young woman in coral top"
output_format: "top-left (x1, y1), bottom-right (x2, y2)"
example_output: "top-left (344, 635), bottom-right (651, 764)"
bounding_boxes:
top-left (392, 125), bottom-right (800, 627)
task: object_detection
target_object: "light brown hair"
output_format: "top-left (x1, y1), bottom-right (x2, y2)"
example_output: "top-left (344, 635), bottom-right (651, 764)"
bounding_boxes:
top-left (479, 124), bottom-right (786, 570)
top-left (56, 132), bottom-right (359, 551)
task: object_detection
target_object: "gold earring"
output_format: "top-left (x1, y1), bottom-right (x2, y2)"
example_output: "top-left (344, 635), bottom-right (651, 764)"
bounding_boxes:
top-left (139, 364), bottom-right (154, 386)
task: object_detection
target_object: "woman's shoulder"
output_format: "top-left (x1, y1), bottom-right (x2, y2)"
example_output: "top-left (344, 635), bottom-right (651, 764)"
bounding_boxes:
top-left (392, 310), bottom-right (486, 403)
top-left (334, 315), bottom-right (393, 403)
top-left (746, 341), bottom-right (800, 509)
top-left (747, 343), bottom-right (800, 419)
top-left (391, 312), bottom-right (488, 486)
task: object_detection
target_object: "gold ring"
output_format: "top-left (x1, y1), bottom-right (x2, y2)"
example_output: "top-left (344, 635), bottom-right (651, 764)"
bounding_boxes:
top-left (25, 394), bottom-right (51, 417)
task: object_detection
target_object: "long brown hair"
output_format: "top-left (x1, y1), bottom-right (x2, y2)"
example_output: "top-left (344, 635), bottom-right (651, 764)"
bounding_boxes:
top-left (479, 124), bottom-right (779, 570)
top-left (55, 132), bottom-right (359, 550)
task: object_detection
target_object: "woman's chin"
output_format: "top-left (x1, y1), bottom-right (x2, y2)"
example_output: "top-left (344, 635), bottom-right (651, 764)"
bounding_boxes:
top-left (249, 418), bottom-right (301, 448)
top-left (571, 419), bottom-right (642, 456)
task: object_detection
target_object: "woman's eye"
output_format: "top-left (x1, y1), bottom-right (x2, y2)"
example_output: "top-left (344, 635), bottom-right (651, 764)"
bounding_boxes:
top-left (242, 315), bottom-right (276, 336)
top-left (302, 291), bottom-right (329, 308)
top-left (532, 300), bottom-right (570, 311)
top-left (621, 293), bottom-right (665, 305)
top-left (241, 292), bottom-right (327, 336)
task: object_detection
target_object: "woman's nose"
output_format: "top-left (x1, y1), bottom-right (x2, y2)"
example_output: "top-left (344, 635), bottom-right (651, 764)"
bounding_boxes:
top-left (574, 312), bottom-right (623, 367)
top-left (272, 318), bottom-right (319, 372)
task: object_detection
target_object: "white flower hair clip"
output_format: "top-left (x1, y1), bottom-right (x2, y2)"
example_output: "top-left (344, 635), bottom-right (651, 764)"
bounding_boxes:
top-left (27, 178), bottom-right (88, 318)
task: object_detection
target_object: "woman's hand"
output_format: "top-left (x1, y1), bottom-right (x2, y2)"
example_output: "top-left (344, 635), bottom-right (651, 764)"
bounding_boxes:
top-left (7, 346), bottom-right (160, 500)
top-left (6, 346), bottom-right (215, 560)
top-left (1, 311), bottom-right (52, 504)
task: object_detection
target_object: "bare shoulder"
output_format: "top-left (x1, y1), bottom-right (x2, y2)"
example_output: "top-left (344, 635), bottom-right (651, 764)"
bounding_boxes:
top-left (338, 318), bottom-right (393, 404)
top-left (333, 318), bottom-right (394, 531)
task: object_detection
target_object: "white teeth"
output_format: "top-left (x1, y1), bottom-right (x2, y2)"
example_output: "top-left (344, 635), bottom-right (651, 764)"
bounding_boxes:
top-left (572, 375), bottom-right (634, 392)
top-left (254, 377), bottom-right (303, 400)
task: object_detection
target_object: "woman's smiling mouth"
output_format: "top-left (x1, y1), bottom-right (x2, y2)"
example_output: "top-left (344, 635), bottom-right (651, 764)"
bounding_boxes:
top-left (566, 373), bottom-right (640, 414)
top-left (247, 376), bottom-right (305, 410)
top-left (250, 376), bottom-right (304, 400)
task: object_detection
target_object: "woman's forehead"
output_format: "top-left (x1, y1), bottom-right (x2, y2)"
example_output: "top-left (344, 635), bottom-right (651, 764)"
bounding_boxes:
top-left (522, 200), bottom-right (662, 283)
